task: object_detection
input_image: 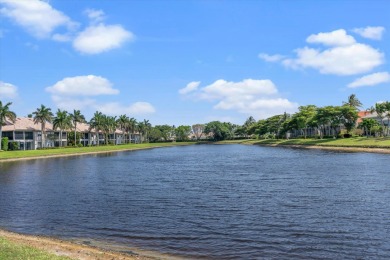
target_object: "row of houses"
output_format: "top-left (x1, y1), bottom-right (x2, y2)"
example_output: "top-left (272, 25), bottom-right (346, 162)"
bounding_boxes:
top-left (2, 117), bottom-right (141, 150)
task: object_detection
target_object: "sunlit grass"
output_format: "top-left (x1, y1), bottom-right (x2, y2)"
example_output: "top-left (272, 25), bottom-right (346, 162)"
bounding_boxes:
top-left (0, 142), bottom-right (194, 160)
top-left (0, 237), bottom-right (72, 260)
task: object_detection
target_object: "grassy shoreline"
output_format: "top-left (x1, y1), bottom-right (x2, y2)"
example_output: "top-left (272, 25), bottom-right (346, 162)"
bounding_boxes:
top-left (0, 142), bottom-right (194, 162)
top-left (0, 229), bottom-right (156, 260)
top-left (215, 137), bottom-right (390, 153)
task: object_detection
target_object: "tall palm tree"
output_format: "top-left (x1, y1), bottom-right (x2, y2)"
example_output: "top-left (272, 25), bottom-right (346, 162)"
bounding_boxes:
top-left (343, 94), bottom-right (363, 110)
top-left (70, 110), bottom-right (86, 146)
top-left (117, 114), bottom-right (129, 144)
top-left (0, 101), bottom-right (17, 151)
top-left (103, 116), bottom-right (117, 145)
top-left (137, 121), bottom-right (145, 143)
top-left (128, 117), bottom-right (137, 143)
top-left (143, 119), bottom-right (152, 143)
top-left (89, 111), bottom-right (104, 146)
top-left (52, 109), bottom-right (72, 147)
top-left (385, 102), bottom-right (390, 136)
top-left (32, 105), bottom-right (53, 148)
top-left (136, 119), bottom-right (152, 143)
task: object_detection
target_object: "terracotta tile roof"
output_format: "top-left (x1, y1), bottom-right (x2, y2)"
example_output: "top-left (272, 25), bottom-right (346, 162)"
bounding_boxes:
top-left (75, 122), bottom-right (94, 133)
top-left (3, 117), bottom-right (128, 134)
top-left (2, 117), bottom-right (53, 132)
top-left (357, 111), bottom-right (372, 123)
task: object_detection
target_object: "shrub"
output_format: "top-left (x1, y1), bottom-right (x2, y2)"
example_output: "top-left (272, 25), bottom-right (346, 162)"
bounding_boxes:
top-left (338, 129), bottom-right (348, 138)
top-left (10, 141), bottom-right (19, 151)
top-left (1, 137), bottom-right (9, 151)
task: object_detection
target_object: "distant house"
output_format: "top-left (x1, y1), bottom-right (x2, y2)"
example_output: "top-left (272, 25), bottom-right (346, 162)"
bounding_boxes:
top-left (357, 111), bottom-right (372, 124)
top-left (2, 117), bottom-right (66, 150)
top-left (361, 112), bottom-right (390, 126)
top-left (2, 117), bottom-right (141, 150)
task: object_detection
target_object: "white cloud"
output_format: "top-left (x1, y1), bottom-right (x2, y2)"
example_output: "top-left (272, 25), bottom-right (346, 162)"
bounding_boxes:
top-left (0, 81), bottom-right (18, 99)
top-left (84, 9), bottom-right (106, 24)
top-left (268, 29), bottom-right (384, 76)
top-left (200, 79), bottom-right (277, 100)
top-left (306, 29), bottom-right (356, 46)
top-left (352, 26), bottom-right (385, 40)
top-left (0, 1), bottom-right (133, 55)
top-left (46, 75), bottom-right (119, 96)
top-left (73, 24), bottom-right (133, 54)
top-left (258, 53), bottom-right (285, 62)
top-left (0, 0), bottom-right (77, 38)
top-left (179, 81), bottom-right (200, 94)
top-left (47, 75), bottom-right (155, 116)
top-left (348, 72), bottom-right (390, 88)
top-left (52, 97), bottom-right (155, 116)
top-left (181, 79), bottom-right (298, 118)
top-left (283, 42), bottom-right (383, 75)
top-left (51, 95), bottom-right (97, 111)
top-left (99, 102), bottom-right (155, 116)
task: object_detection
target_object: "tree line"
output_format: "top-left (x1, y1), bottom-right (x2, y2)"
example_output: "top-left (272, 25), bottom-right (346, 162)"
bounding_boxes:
top-left (236, 95), bottom-right (390, 140)
top-left (182, 94), bottom-right (390, 141)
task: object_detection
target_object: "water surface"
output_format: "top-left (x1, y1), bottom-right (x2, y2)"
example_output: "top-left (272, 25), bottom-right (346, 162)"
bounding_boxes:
top-left (0, 145), bottom-right (389, 259)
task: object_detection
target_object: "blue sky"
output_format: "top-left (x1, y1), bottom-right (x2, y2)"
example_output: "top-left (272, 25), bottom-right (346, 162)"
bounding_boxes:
top-left (0, 0), bottom-right (389, 125)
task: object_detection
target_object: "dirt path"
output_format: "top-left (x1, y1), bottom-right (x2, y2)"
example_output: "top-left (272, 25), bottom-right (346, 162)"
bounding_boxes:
top-left (0, 229), bottom-right (156, 260)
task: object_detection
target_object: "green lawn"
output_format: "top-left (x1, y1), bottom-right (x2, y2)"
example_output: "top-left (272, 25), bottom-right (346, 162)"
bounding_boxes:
top-left (0, 142), bottom-right (194, 160)
top-left (0, 237), bottom-right (72, 260)
top-left (245, 137), bottom-right (390, 148)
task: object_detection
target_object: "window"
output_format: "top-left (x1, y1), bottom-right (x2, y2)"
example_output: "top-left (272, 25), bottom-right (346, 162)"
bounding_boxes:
top-left (15, 132), bottom-right (24, 140)
top-left (25, 132), bottom-right (33, 140)
top-left (2, 131), bottom-right (13, 140)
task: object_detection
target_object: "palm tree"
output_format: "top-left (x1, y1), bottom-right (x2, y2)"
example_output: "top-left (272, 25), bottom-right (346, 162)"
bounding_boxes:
top-left (143, 119), bottom-right (152, 142)
top-left (52, 109), bottom-right (72, 147)
top-left (0, 101), bottom-right (17, 151)
top-left (117, 114), bottom-right (129, 144)
top-left (104, 116), bottom-right (117, 145)
top-left (137, 121), bottom-right (145, 143)
top-left (138, 119), bottom-right (151, 143)
top-left (32, 105), bottom-right (53, 148)
top-left (343, 94), bottom-right (363, 110)
top-left (385, 101), bottom-right (390, 136)
top-left (70, 110), bottom-right (86, 146)
top-left (128, 117), bottom-right (137, 143)
top-left (89, 111), bottom-right (104, 146)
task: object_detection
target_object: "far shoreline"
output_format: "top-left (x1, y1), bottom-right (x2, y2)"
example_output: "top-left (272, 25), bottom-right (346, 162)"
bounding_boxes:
top-left (250, 143), bottom-right (390, 154)
top-left (215, 138), bottom-right (390, 154)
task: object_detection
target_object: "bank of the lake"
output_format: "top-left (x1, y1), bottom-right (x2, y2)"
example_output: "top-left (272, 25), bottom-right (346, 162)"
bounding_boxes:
top-left (0, 142), bottom-right (194, 162)
top-left (216, 138), bottom-right (390, 154)
top-left (0, 229), bottom-right (154, 260)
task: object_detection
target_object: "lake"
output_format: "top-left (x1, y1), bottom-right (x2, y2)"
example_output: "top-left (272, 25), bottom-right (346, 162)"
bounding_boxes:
top-left (0, 144), bottom-right (390, 259)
